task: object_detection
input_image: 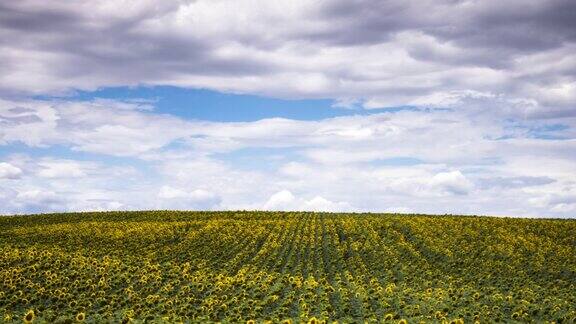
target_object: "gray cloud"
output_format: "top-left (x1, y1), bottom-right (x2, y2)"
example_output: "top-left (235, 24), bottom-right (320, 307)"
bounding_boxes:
top-left (0, 0), bottom-right (573, 121)
top-left (477, 176), bottom-right (556, 189)
top-left (314, 0), bottom-right (576, 50)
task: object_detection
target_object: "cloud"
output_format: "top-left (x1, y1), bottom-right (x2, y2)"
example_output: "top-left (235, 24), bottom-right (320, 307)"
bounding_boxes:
top-left (37, 160), bottom-right (87, 178)
top-left (157, 185), bottom-right (221, 210)
top-left (0, 98), bottom-right (192, 156)
top-left (551, 203), bottom-right (576, 213)
top-left (16, 189), bottom-right (58, 202)
top-left (262, 190), bottom-right (296, 211)
top-left (430, 171), bottom-right (474, 195)
top-left (0, 0), bottom-right (574, 120)
top-left (262, 190), bottom-right (355, 212)
top-left (0, 185), bottom-right (128, 215)
top-left (0, 162), bottom-right (22, 179)
top-left (384, 206), bottom-right (413, 214)
top-left (477, 176), bottom-right (556, 189)
top-left (303, 196), bottom-right (355, 212)
top-left (0, 96), bottom-right (574, 217)
top-left (10, 189), bottom-right (68, 214)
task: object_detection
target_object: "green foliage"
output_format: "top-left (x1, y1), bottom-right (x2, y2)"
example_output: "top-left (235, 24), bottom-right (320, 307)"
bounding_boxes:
top-left (0, 211), bottom-right (575, 323)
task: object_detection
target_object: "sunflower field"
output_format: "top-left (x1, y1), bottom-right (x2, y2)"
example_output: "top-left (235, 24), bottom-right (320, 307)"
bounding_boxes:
top-left (0, 211), bottom-right (575, 323)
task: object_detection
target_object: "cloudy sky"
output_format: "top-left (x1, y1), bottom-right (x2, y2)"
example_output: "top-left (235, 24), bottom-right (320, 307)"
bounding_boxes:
top-left (1, 0), bottom-right (575, 217)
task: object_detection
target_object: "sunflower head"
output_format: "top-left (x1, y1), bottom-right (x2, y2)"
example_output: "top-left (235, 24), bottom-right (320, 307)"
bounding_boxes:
top-left (384, 313), bottom-right (394, 321)
top-left (23, 310), bottom-right (35, 323)
top-left (308, 317), bottom-right (318, 324)
top-left (398, 319), bottom-right (408, 324)
top-left (76, 312), bottom-right (85, 322)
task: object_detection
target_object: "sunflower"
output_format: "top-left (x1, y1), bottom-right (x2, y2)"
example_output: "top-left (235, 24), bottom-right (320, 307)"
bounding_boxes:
top-left (398, 319), bottom-right (408, 324)
top-left (76, 312), bottom-right (85, 322)
top-left (384, 313), bottom-right (394, 321)
top-left (23, 310), bottom-right (35, 323)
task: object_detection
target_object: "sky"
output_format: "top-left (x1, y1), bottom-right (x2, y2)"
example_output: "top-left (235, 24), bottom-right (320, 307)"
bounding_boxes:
top-left (0, 0), bottom-right (575, 217)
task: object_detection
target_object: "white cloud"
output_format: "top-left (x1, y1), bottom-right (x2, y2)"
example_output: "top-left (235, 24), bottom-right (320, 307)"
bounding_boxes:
top-left (0, 97), bottom-right (575, 217)
top-left (262, 190), bottom-right (355, 212)
top-left (0, 186), bottom-right (130, 215)
top-left (430, 171), bottom-right (474, 195)
top-left (262, 190), bottom-right (296, 211)
top-left (303, 196), bottom-right (355, 212)
top-left (551, 203), bottom-right (576, 213)
top-left (158, 186), bottom-right (217, 201)
top-left (37, 160), bottom-right (87, 178)
top-left (384, 206), bottom-right (413, 214)
top-left (157, 185), bottom-right (221, 210)
top-left (0, 162), bottom-right (22, 179)
top-left (16, 189), bottom-right (58, 202)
